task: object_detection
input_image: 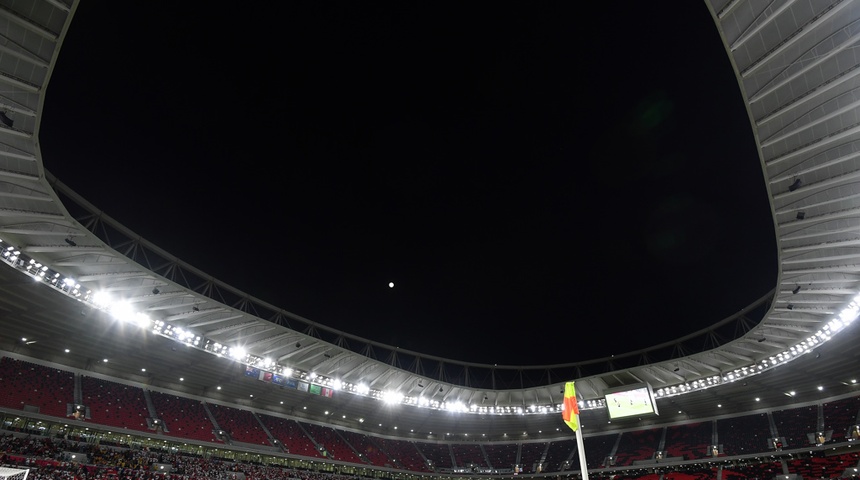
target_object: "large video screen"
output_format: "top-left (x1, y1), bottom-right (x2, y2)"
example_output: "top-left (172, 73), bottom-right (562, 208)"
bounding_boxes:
top-left (605, 383), bottom-right (659, 419)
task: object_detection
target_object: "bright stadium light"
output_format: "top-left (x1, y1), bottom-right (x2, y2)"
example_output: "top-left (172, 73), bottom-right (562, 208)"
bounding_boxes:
top-left (382, 391), bottom-right (403, 404)
top-left (229, 347), bottom-right (246, 360)
top-left (5, 228), bottom-right (860, 420)
top-left (133, 312), bottom-right (151, 329)
top-left (840, 305), bottom-right (859, 323)
top-left (109, 301), bottom-right (135, 323)
top-left (91, 291), bottom-right (111, 308)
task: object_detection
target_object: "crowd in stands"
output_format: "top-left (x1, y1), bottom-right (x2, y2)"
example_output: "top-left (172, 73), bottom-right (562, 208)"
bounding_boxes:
top-left (1, 357), bottom-right (860, 478)
top-left (0, 433), bottom-right (857, 480)
top-left (0, 433), bottom-right (363, 480)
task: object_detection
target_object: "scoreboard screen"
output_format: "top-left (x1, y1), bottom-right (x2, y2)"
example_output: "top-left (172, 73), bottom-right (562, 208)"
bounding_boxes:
top-left (605, 383), bottom-right (659, 419)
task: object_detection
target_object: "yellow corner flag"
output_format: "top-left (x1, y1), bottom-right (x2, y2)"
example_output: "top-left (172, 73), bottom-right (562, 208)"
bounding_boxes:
top-left (562, 381), bottom-right (580, 432)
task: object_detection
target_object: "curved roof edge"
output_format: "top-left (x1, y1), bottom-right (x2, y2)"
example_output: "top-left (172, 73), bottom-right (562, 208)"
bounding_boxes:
top-left (0, 0), bottom-right (856, 419)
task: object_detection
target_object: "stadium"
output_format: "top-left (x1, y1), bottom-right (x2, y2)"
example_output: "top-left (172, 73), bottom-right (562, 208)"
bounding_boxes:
top-left (0, 1), bottom-right (858, 479)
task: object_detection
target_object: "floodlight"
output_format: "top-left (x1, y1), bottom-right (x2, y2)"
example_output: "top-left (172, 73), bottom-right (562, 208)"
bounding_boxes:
top-left (91, 291), bottom-right (111, 308)
top-left (110, 301), bottom-right (135, 323)
top-left (134, 312), bottom-right (151, 329)
top-left (382, 390), bottom-right (403, 404)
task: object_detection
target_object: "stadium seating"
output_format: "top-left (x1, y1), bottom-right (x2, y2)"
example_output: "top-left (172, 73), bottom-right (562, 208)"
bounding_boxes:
top-left (722, 461), bottom-right (782, 480)
top-left (79, 375), bottom-right (150, 432)
top-left (584, 433), bottom-right (618, 469)
top-left (337, 429), bottom-right (391, 468)
top-left (2, 357), bottom-right (860, 480)
top-left (786, 452), bottom-right (860, 478)
top-left (518, 441), bottom-right (547, 473)
top-left (301, 421), bottom-right (364, 464)
top-left (147, 390), bottom-right (222, 444)
top-left (0, 357), bottom-right (74, 418)
top-left (255, 412), bottom-right (322, 458)
top-left (375, 437), bottom-right (433, 472)
top-left (664, 469), bottom-right (719, 480)
top-left (664, 422), bottom-right (712, 460)
top-left (206, 402), bottom-right (271, 446)
top-left (772, 405), bottom-right (818, 448)
top-left (482, 442), bottom-right (517, 470)
top-left (415, 441), bottom-right (454, 470)
top-left (451, 442), bottom-right (487, 468)
top-left (716, 413), bottom-right (770, 456)
top-left (543, 438), bottom-right (576, 472)
top-left (823, 395), bottom-right (860, 442)
top-left (613, 428), bottom-right (660, 465)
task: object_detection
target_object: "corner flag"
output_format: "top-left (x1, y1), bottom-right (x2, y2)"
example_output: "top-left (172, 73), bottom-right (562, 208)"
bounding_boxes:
top-left (562, 381), bottom-right (580, 431)
top-left (562, 381), bottom-right (589, 480)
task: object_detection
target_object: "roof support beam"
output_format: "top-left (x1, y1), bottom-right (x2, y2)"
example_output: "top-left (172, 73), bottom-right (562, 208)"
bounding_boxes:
top-left (0, 5), bottom-right (58, 40)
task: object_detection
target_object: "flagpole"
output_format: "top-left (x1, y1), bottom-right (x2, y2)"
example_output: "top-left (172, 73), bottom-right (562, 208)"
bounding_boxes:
top-left (574, 413), bottom-right (589, 480)
top-left (563, 382), bottom-right (590, 480)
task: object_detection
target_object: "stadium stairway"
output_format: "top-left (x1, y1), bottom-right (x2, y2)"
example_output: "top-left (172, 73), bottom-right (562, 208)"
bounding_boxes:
top-left (479, 443), bottom-right (491, 469)
top-left (250, 410), bottom-right (280, 449)
top-left (142, 389), bottom-right (168, 433)
top-left (202, 402), bottom-right (230, 443)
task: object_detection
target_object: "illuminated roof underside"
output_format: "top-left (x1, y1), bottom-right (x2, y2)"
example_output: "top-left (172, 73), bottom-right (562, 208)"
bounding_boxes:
top-left (0, 0), bottom-right (857, 423)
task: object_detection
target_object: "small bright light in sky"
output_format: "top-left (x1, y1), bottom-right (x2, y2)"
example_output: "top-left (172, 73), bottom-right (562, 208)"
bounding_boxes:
top-left (388, 282), bottom-right (394, 288)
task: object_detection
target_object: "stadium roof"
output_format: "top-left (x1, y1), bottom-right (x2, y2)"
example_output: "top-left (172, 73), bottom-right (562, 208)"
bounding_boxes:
top-left (0, 0), bottom-right (857, 440)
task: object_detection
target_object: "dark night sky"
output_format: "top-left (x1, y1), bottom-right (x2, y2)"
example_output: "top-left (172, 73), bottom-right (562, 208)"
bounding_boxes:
top-left (38, 2), bottom-right (777, 366)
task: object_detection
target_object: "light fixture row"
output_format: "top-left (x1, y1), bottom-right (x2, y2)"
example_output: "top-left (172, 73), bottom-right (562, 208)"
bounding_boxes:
top-left (2, 236), bottom-right (857, 418)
